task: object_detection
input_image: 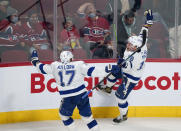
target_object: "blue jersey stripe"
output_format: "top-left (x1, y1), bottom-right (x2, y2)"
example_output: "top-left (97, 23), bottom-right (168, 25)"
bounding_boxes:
top-left (123, 73), bottom-right (140, 81)
top-left (118, 101), bottom-right (128, 108)
top-left (87, 67), bottom-right (95, 76)
top-left (39, 64), bottom-right (47, 74)
top-left (108, 77), bottom-right (117, 83)
top-left (59, 84), bottom-right (85, 95)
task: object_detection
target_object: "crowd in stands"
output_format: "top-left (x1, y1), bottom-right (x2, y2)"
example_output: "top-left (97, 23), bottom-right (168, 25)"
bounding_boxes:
top-left (0, 0), bottom-right (180, 63)
top-left (0, 0), bottom-right (53, 63)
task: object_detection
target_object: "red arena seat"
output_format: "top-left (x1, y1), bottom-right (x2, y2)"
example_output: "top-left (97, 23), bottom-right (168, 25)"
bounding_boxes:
top-left (37, 49), bottom-right (54, 61)
top-left (71, 48), bottom-right (87, 59)
top-left (1, 50), bottom-right (29, 63)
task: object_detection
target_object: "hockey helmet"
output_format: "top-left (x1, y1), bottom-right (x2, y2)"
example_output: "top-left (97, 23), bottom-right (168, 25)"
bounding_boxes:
top-left (60, 51), bottom-right (73, 64)
top-left (128, 35), bottom-right (142, 47)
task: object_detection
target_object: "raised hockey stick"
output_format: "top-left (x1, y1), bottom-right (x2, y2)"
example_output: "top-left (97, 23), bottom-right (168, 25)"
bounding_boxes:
top-left (82, 29), bottom-right (147, 99)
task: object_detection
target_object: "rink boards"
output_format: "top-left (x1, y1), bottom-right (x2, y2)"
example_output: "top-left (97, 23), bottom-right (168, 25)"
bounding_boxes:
top-left (0, 60), bottom-right (181, 124)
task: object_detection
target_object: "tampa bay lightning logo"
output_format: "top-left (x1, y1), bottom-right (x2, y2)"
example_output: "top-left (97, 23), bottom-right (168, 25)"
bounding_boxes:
top-left (90, 27), bottom-right (104, 37)
top-left (129, 56), bottom-right (134, 61)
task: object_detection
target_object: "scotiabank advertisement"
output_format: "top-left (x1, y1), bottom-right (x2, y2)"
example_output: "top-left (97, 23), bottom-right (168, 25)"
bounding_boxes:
top-left (0, 61), bottom-right (181, 112)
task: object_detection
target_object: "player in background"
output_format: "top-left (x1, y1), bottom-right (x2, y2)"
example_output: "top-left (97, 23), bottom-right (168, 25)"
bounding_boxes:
top-left (97, 9), bottom-right (153, 123)
top-left (31, 50), bottom-right (99, 131)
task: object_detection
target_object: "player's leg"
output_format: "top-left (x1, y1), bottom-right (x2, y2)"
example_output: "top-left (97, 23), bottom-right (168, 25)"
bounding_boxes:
top-left (59, 97), bottom-right (76, 130)
top-left (113, 77), bottom-right (137, 123)
top-left (113, 97), bottom-right (128, 123)
top-left (77, 92), bottom-right (99, 131)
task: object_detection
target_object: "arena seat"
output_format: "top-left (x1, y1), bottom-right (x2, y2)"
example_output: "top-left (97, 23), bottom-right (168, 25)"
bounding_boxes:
top-left (71, 48), bottom-right (87, 59)
top-left (11, 0), bottom-right (37, 12)
top-left (149, 22), bottom-right (169, 58)
top-left (11, 0), bottom-right (53, 17)
top-left (149, 22), bottom-right (168, 39)
top-left (37, 49), bottom-right (53, 61)
top-left (1, 50), bottom-right (29, 63)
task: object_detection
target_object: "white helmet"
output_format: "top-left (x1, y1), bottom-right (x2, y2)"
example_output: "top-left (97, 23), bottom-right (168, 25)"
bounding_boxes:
top-left (128, 35), bottom-right (142, 47)
top-left (60, 51), bottom-right (73, 64)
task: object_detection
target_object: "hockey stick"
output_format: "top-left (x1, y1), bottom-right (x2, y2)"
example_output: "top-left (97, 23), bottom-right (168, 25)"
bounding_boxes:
top-left (82, 29), bottom-right (147, 99)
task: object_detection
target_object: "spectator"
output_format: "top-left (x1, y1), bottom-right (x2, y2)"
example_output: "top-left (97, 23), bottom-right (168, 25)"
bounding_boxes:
top-left (0, 0), bottom-right (9, 21)
top-left (117, 10), bottom-right (136, 58)
top-left (0, 1), bottom-right (17, 31)
top-left (104, 0), bottom-right (141, 23)
top-left (105, 0), bottom-right (129, 15)
top-left (78, 2), bottom-right (112, 59)
top-left (0, 7), bottom-right (28, 61)
top-left (59, 17), bottom-right (81, 51)
top-left (23, 11), bottom-right (50, 53)
top-left (4, 8), bottom-right (30, 52)
top-left (0, 3), bottom-right (14, 31)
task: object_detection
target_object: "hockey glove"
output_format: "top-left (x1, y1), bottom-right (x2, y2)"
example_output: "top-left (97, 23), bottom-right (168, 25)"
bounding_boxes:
top-left (105, 65), bottom-right (122, 78)
top-left (105, 64), bottom-right (112, 73)
top-left (144, 9), bottom-right (153, 27)
top-left (31, 50), bottom-right (40, 66)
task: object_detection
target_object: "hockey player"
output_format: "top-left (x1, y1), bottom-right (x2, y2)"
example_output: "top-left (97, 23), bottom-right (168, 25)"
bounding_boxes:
top-left (98, 9), bottom-right (153, 123)
top-left (31, 50), bottom-right (99, 131)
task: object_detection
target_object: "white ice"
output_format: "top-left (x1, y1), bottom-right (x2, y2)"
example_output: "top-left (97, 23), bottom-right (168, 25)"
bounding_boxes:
top-left (0, 118), bottom-right (181, 131)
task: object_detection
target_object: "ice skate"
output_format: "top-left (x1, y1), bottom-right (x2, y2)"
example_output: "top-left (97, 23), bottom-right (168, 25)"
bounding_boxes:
top-left (113, 111), bottom-right (128, 124)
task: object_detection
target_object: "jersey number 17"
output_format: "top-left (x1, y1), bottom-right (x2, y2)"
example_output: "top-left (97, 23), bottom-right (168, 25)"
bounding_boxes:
top-left (58, 70), bottom-right (75, 87)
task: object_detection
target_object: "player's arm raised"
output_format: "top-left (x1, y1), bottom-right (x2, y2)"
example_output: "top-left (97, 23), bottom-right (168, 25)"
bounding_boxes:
top-left (139, 9), bottom-right (153, 37)
top-left (31, 50), bottom-right (53, 74)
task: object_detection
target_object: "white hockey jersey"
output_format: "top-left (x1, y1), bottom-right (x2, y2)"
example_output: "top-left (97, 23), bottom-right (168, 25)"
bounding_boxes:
top-left (36, 61), bottom-right (94, 97)
top-left (122, 27), bottom-right (148, 83)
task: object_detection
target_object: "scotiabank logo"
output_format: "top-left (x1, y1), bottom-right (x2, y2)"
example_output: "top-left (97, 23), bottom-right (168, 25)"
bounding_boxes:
top-left (134, 72), bottom-right (180, 90)
top-left (31, 72), bottom-right (180, 95)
